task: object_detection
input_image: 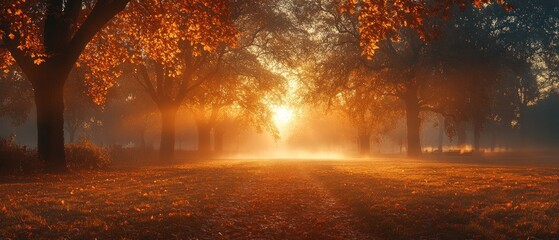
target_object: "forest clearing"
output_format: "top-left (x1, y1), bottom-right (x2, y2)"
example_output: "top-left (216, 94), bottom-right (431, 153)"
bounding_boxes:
top-left (1, 156), bottom-right (558, 239)
top-left (1, 0), bottom-right (559, 239)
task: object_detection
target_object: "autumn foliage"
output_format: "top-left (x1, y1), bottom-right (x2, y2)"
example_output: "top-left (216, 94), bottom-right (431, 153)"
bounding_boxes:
top-left (0, 0), bottom-right (556, 169)
top-left (0, 0), bottom-right (46, 68)
top-left (341, 0), bottom-right (512, 56)
top-left (0, 1), bottom-right (558, 239)
top-left (1, 0), bottom-right (239, 169)
top-left (78, 0), bottom-right (238, 105)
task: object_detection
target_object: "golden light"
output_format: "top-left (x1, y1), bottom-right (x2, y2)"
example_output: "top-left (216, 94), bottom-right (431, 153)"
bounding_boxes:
top-left (273, 106), bottom-right (294, 128)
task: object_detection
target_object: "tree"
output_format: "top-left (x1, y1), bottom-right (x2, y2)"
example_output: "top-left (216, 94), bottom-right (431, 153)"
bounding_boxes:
top-left (86, 0), bottom-right (238, 160)
top-left (0, 68), bottom-right (33, 127)
top-left (431, 1), bottom-right (547, 151)
top-left (369, 31), bottom-right (439, 156)
top-left (341, 0), bottom-right (511, 57)
top-left (185, 0), bottom-right (296, 154)
top-left (493, 0), bottom-right (559, 96)
top-left (187, 53), bottom-right (285, 154)
top-left (112, 73), bottom-right (158, 150)
top-left (295, 0), bottom-right (399, 155)
top-left (339, 0), bottom-right (522, 156)
top-left (1, 0), bottom-right (130, 172)
top-left (305, 39), bottom-right (400, 154)
top-left (64, 69), bottom-right (101, 143)
top-left (486, 0), bottom-right (558, 147)
top-left (427, 7), bottom-right (505, 152)
top-left (333, 83), bottom-right (400, 155)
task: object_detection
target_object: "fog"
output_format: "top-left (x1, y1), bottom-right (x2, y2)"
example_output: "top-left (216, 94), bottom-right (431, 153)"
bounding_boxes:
top-left (2, 96), bottom-right (558, 160)
top-left (1, 0), bottom-right (559, 165)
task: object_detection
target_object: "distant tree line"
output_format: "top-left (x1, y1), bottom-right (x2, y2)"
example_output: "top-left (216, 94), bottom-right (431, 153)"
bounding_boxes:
top-left (298, 0), bottom-right (558, 155)
top-left (1, 0), bottom-right (557, 172)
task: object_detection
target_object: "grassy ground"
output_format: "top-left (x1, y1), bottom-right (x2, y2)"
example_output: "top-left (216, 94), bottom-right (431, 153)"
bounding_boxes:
top-left (0, 156), bottom-right (558, 239)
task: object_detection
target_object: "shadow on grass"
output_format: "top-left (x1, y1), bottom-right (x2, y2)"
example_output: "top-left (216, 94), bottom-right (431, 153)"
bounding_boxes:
top-left (309, 163), bottom-right (559, 239)
top-left (0, 164), bottom-right (254, 239)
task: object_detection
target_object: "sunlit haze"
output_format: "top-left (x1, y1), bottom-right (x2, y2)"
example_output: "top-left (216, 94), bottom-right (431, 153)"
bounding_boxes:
top-left (0, 0), bottom-right (558, 239)
top-left (272, 106), bottom-right (294, 129)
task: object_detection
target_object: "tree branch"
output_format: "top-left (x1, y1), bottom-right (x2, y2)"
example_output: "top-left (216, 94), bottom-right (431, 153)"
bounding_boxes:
top-left (1, 31), bottom-right (36, 81)
top-left (137, 64), bottom-right (160, 105)
top-left (64, 0), bottom-right (130, 66)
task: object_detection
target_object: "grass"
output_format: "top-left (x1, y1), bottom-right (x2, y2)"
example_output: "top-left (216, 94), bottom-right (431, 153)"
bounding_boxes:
top-left (0, 156), bottom-right (558, 239)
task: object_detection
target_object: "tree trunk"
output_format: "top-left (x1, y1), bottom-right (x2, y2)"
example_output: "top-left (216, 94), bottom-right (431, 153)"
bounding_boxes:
top-left (404, 93), bottom-right (422, 157)
top-left (490, 127), bottom-right (497, 152)
top-left (34, 82), bottom-right (68, 173)
top-left (197, 122), bottom-right (211, 154)
top-left (457, 122), bottom-right (467, 148)
top-left (4, 0), bottom-right (129, 173)
top-left (357, 130), bottom-right (370, 155)
top-left (159, 105), bottom-right (178, 161)
top-left (438, 115), bottom-right (444, 153)
top-left (473, 119), bottom-right (482, 153)
top-left (518, 105), bottom-right (527, 150)
top-left (473, 129), bottom-right (481, 153)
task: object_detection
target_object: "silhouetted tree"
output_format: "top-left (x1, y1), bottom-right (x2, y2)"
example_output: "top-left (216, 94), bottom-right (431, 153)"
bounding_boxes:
top-left (90, 0), bottom-right (238, 160)
top-left (1, 0), bottom-right (130, 172)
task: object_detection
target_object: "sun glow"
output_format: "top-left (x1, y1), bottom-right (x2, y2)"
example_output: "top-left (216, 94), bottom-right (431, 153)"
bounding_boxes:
top-left (273, 106), bottom-right (294, 128)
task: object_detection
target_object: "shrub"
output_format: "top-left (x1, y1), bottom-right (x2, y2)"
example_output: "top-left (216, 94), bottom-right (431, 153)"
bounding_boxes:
top-left (65, 140), bottom-right (111, 170)
top-left (0, 137), bottom-right (42, 174)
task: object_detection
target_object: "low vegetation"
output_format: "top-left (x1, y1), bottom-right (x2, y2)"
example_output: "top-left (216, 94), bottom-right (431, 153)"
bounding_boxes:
top-left (1, 139), bottom-right (112, 174)
top-left (65, 140), bottom-right (111, 170)
top-left (0, 158), bottom-right (557, 239)
top-left (0, 137), bottom-right (42, 174)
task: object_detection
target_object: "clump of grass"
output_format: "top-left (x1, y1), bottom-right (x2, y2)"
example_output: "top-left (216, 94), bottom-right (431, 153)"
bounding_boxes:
top-left (66, 140), bottom-right (111, 170)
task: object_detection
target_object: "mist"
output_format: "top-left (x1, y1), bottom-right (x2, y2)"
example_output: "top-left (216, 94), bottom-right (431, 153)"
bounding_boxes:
top-left (1, 0), bottom-right (559, 238)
